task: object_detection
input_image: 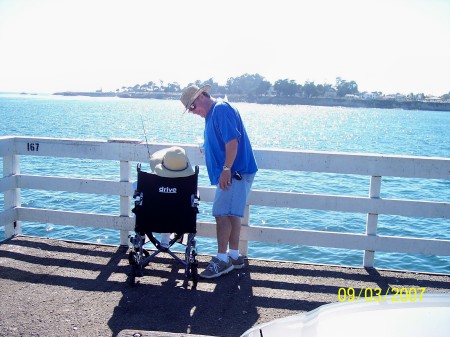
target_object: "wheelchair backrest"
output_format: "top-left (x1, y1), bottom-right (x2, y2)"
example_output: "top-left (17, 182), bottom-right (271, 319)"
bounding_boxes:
top-left (133, 167), bottom-right (199, 234)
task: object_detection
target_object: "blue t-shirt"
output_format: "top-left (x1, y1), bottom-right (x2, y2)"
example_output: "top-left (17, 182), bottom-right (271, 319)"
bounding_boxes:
top-left (203, 100), bottom-right (258, 185)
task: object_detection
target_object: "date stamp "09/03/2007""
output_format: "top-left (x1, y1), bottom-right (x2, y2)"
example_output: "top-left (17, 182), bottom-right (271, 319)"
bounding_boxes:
top-left (337, 287), bottom-right (427, 303)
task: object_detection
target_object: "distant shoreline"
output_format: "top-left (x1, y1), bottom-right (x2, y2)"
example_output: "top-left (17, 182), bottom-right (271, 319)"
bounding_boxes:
top-left (53, 91), bottom-right (450, 112)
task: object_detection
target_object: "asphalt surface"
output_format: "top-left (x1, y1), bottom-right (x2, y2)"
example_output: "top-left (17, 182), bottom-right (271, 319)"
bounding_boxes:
top-left (1, 235), bottom-right (449, 337)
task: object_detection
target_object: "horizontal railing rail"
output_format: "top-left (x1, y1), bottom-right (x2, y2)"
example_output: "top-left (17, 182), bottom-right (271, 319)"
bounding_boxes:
top-left (1, 136), bottom-right (449, 269)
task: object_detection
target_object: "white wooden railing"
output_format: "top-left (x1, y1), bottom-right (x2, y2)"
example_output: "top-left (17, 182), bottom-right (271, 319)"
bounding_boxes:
top-left (1, 136), bottom-right (449, 268)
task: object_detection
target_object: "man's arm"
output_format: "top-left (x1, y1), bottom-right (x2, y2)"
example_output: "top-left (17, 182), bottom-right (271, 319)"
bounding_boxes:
top-left (219, 138), bottom-right (238, 190)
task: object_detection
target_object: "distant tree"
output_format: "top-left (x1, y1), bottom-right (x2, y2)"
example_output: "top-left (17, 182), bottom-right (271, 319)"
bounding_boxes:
top-left (150, 80), bottom-right (165, 92)
top-left (335, 77), bottom-right (359, 97)
top-left (273, 79), bottom-right (299, 96)
top-left (303, 81), bottom-right (318, 98)
top-left (183, 78), bottom-right (226, 94)
top-left (146, 81), bottom-right (157, 91)
top-left (315, 84), bottom-right (325, 97)
top-left (200, 78), bottom-right (227, 94)
top-left (164, 82), bottom-right (181, 92)
top-left (122, 74), bottom-right (368, 99)
top-left (441, 92), bottom-right (450, 100)
top-left (255, 80), bottom-right (272, 95)
top-left (201, 78), bottom-right (218, 91)
top-left (226, 73), bottom-right (268, 96)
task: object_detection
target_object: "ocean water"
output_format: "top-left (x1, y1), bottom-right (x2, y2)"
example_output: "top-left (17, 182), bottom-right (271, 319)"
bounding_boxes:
top-left (1, 93), bottom-right (449, 274)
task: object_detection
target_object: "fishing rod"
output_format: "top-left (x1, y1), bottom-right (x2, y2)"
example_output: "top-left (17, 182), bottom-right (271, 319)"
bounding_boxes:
top-left (138, 111), bottom-right (152, 169)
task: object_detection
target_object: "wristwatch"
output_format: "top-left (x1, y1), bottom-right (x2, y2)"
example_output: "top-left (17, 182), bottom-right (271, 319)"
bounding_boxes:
top-left (223, 165), bottom-right (230, 171)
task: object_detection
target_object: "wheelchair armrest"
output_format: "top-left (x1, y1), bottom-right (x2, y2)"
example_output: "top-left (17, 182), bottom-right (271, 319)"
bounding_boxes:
top-left (191, 193), bottom-right (200, 208)
top-left (132, 190), bottom-right (143, 214)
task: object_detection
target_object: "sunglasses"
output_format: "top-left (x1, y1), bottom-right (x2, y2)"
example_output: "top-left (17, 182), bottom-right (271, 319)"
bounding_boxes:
top-left (189, 95), bottom-right (202, 112)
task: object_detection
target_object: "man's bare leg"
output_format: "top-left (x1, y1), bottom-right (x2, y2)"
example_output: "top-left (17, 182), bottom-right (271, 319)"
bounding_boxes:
top-left (216, 215), bottom-right (241, 253)
top-left (228, 216), bottom-right (241, 251)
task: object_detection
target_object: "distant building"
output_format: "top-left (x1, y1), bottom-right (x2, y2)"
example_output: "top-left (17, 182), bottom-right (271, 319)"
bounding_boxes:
top-left (384, 93), bottom-right (407, 101)
top-left (361, 91), bottom-right (382, 99)
top-left (425, 96), bottom-right (441, 102)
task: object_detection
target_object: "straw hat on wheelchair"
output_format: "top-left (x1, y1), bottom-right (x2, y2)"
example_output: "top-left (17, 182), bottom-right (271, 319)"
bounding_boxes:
top-left (180, 84), bottom-right (211, 112)
top-left (150, 146), bottom-right (194, 177)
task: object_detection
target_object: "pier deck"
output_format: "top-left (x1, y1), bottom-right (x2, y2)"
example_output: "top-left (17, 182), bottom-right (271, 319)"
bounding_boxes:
top-left (1, 235), bottom-right (449, 337)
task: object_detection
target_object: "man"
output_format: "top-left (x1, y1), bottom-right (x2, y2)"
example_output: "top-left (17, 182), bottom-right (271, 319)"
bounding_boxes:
top-left (180, 85), bottom-right (258, 279)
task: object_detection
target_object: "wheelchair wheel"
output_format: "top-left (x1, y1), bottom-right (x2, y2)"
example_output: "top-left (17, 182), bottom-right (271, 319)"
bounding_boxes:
top-left (128, 249), bottom-right (145, 282)
top-left (191, 261), bottom-right (199, 289)
top-left (128, 250), bottom-right (138, 265)
top-left (129, 267), bottom-right (136, 286)
top-left (134, 263), bottom-right (144, 277)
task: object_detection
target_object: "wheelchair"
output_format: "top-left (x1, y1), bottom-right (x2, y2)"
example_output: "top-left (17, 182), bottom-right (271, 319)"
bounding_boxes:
top-left (128, 164), bottom-right (200, 288)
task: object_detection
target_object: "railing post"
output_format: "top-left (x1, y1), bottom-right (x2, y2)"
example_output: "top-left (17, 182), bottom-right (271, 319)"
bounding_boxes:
top-left (239, 204), bottom-right (250, 256)
top-left (120, 160), bottom-right (132, 246)
top-left (3, 154), bottom-right (22, 238)
top-left (364, 175), bottom-right (381, 268)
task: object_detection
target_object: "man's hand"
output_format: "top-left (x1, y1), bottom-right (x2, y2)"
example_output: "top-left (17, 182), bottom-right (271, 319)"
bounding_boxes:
top-left (219, 169), bottom-right (232, 190)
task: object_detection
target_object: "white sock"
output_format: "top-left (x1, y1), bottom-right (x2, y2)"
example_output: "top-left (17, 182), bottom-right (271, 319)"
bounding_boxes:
top-left (228, 249), bottom-right (240, 260)
top-left (216, 253), bottom-right (229, 263)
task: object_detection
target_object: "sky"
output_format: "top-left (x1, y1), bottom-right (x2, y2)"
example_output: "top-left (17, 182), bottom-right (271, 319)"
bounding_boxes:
top-left (0, 0), bottom-right (449, 95)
